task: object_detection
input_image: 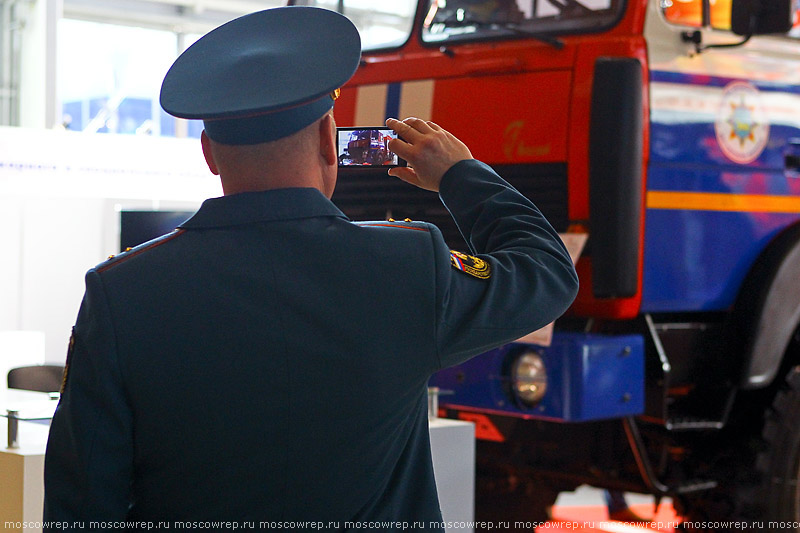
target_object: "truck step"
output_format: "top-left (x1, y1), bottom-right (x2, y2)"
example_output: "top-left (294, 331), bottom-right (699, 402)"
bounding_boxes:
top-left (666, 417), bottom-right (724, 431)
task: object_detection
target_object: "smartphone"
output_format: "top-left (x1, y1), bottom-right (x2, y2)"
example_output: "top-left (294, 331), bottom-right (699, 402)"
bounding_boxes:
top-left (337, 127), bottom-right (406, 168)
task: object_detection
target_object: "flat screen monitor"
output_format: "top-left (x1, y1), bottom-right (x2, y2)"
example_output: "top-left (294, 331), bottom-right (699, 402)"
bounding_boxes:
top-left (119, 210), bottom-right (194, 252)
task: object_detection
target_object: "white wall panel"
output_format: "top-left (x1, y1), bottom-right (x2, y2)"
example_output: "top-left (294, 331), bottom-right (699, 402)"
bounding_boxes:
top-left (0, 126), bottom-right (221, 364)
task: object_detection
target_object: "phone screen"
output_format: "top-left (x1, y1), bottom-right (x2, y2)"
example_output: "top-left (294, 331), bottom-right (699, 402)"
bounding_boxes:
top-left (337, 127), bottom-right (405, 168)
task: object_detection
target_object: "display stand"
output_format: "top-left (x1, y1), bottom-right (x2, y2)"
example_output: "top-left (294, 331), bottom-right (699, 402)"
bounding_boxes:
top-left (0, 390), bottom-right (56, 533)
top-left (429, 418), bottom-right (476, 533)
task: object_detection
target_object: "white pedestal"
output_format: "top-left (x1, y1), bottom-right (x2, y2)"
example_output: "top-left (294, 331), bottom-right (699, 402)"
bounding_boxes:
top-left (1, 390), bottom-right (56, 532)
top-left (430, 418), bottom-right (475, 533)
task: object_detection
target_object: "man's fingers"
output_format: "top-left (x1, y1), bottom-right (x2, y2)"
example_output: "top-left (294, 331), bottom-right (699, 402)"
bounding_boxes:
top-left (385, 118), bottom-right (417, 142)
top-left (386, 137), bottom-right (411, 161)
top-left (403, 117), bottom-right (436, 135)
top-left (385, 117), bottom-right (435, 142)
top-left (385, 116), bottom-right (471, 193)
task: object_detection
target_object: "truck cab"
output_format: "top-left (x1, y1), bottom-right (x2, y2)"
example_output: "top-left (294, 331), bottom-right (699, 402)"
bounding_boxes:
top-left (293, 0), bottom-right (800, 528)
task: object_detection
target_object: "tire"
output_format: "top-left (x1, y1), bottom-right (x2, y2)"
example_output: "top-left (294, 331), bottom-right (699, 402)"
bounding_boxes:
top-left (757, 365), bottom-right (800, 528)
top-left (675, 365), bottom-right (800, 532)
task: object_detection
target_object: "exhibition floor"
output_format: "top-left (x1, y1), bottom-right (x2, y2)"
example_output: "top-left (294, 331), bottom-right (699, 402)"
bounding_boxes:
top-left (540, 487), bottom-right (680, 532)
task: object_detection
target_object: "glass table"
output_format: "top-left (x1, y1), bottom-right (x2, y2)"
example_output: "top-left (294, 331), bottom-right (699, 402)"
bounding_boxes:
top-left (0, 389), bottom-right (58, 449)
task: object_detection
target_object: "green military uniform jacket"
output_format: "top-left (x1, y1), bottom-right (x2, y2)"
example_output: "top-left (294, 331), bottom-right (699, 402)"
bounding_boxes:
top-left (44, 159), bottom-right (578, 530)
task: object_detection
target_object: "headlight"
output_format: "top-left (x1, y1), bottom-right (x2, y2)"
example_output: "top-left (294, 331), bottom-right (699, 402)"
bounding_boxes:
top-left (511, 350), bottom-right (547, 406)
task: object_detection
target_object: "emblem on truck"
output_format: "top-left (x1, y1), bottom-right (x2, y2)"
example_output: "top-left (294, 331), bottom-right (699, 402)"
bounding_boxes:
top-left (715, 80), bottom-right (769, 164)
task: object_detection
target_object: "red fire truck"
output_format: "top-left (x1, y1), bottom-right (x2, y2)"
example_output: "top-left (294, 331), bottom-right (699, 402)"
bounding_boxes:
top-left (343, 128), bottom-right (394, 165)
top-left (295, 0), bottom-right (800, 528)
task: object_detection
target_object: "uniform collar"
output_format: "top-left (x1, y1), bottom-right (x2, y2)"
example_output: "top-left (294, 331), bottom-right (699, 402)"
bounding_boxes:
top-left (180, 188), bottom-right (348, 229)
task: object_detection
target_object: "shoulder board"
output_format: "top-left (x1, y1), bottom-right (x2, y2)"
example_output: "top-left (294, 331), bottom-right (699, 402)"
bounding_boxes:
top-left (355, 218), bottom-right (429, 232)
top-left (97, 229), bottom-right (186, 273)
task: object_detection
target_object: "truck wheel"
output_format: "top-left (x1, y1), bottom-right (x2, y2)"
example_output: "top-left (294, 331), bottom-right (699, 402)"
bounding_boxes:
top-left (675, 364), bottom-right (800, 531)
top-left (757, 365), bottom-right (800, 524)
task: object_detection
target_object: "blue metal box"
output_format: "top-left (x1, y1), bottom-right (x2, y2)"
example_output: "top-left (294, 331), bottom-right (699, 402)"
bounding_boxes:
top-left (431, 332), bottom-right (645, 422)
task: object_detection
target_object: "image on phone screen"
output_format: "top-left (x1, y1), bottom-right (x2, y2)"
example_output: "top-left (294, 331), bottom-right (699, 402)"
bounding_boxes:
top-left (337, 128), bottom-right (405, 167)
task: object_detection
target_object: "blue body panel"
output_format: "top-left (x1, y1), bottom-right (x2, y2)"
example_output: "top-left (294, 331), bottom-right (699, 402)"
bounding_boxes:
top-left (432, 333), bottom-right (644, 422)
top-left (431, 48), bottom-right (800, 423)
top-left (644, 71), bottom-right (800, 312)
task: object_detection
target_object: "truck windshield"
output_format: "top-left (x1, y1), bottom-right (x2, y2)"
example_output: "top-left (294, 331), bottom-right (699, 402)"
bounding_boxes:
top-left (291, 0), bottom-right (417, 51)
top-left (421, 0), bottom-right (625, 43)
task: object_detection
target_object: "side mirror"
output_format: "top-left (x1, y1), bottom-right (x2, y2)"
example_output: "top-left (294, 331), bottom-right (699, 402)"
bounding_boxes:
top-left (731, 0), bottom-right (794, 36)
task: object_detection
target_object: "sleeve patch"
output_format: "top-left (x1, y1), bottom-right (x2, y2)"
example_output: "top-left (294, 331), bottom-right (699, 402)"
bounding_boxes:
top-left (450, 251), bottom-right (491, 279)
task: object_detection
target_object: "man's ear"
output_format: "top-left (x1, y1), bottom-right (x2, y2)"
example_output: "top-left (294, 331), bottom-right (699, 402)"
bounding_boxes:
top-left (318, 113), bottom-right (337, 167)
top-left (201, 131), bottom-right (220, 175)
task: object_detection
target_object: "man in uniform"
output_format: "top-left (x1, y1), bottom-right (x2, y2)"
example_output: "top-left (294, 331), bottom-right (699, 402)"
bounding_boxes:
top-left (44, 6), bottom-right (578, 529)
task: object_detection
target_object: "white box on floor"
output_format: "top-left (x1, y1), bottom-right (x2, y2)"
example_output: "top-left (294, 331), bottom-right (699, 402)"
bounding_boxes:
top-left (430, 418), bottom-right (475, 533)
